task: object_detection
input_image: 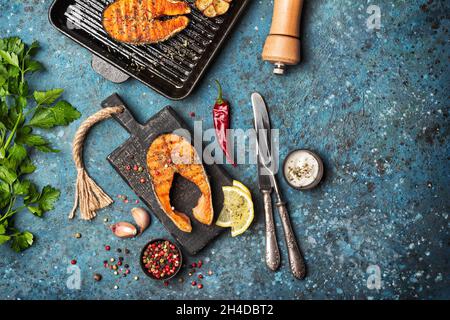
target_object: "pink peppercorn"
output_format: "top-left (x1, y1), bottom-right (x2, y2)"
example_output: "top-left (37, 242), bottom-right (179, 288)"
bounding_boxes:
top-left (105, 245), bottom-right (111, 251)
top-left (71, 259), bottom-right (77, 265)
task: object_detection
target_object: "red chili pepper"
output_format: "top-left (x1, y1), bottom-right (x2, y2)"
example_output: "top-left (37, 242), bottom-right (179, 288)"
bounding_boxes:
top-left (213, 80), bottom-right (236, 167)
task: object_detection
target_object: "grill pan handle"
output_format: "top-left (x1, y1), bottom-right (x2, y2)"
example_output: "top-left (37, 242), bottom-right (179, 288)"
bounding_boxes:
top-left (101, 93), bottom-right (143, 137)
top-left (92, 55), bottom-right (129, 84)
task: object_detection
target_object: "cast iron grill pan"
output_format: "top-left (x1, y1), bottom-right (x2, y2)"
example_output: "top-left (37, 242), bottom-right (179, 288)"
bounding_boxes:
top-left (49, 0), bottom-right (249, 100)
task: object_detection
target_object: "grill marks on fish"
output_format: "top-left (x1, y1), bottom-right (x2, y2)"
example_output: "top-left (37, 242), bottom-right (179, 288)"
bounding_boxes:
top-left (102, 0), bottom-right (191, 44)
top-left (146, 134), bottom-right (214, 233)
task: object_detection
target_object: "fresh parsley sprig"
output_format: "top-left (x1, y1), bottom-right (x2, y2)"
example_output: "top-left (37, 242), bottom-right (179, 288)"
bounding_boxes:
top-left (0, 37), bottom-right (81, 252)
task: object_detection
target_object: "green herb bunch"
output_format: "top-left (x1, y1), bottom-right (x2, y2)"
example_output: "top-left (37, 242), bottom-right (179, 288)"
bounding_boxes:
top-left (0, 37), bottom-right (81, 252)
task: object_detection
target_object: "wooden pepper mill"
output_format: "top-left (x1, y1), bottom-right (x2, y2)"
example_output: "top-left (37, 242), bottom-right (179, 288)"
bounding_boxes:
top-left (262, 0), bottom-right (304, 75)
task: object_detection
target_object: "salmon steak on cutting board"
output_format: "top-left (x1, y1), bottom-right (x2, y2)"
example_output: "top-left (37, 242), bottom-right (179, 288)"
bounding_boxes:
top-left (102, 0), bottom-right (191, 44)
top-left (146, 133), bottom-right (214, 233)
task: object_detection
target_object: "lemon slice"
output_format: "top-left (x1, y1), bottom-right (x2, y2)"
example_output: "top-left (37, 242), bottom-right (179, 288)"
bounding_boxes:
top-left (216, 186), bottom-right (254, 237)
top-left (232, 180), bottom-right (252, 198)
top-left (215, 201), bottom-right (232, 228)
top-left (216, 181), bottom-right (252, 228)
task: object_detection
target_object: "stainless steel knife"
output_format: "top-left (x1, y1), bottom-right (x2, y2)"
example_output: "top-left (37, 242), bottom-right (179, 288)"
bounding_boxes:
top-left (252, 94), bottom-right (280, 271)
top-left (251, 92), bottom-right (306, 279)
top-left (252, 93), bottom-right (280, 272)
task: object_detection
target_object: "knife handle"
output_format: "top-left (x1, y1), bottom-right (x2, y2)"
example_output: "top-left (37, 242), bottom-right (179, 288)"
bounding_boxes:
top-left (263, 190), bottom-right (280, 271)
top-left (276, 201), bottom-right (306, 279)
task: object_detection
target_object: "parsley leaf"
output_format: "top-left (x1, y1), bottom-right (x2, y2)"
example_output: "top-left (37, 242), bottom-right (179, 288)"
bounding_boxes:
top-left (29, 100), bottom-right (81, 128)
top-left (33, 88), bottom-right (64, 106)
top-left (0, 50), bottom-right (19, 67)
top-left (38, 185), bottom-right (60, 212)
top-left (10, 231), bottom-right (33, 252)
top-left (0, 165), bottom-right (17, 184)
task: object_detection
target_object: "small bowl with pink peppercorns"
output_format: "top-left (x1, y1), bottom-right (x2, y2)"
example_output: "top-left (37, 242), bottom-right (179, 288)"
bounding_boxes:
top-left (140, 239), bottom-right (183, 280)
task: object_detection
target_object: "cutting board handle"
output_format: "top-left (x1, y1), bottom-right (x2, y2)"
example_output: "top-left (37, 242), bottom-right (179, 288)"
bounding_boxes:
top-left (101, 93), bottom-right (143, 137)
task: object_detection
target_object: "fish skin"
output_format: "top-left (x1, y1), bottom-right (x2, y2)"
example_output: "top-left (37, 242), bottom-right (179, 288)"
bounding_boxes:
top-left (146, 134), bottom-right (214, 233)
top-left (102, 0), bottom-right (191, 44)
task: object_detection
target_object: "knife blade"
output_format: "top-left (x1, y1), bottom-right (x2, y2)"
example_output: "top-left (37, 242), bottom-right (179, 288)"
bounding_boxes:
top-left (252, 92), bottom-right (280, 271)
top-left (252, 93), bottom-right (272, 191)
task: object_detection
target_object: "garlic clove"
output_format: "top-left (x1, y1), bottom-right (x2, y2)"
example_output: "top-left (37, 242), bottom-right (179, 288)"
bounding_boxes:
top-left (131, 207), bottom-right (151, 235)
top-left (110, 222), bottom-right (137, 238)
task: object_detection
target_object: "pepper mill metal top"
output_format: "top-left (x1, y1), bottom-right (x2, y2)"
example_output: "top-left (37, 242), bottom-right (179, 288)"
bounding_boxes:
top-left (262, 0), bottom-right (304, 75)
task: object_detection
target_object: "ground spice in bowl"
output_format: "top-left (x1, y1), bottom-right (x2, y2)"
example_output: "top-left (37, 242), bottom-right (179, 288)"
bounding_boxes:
top-left (283, 149), bottom-right (324, 190)
top-left (140, 239), bottom-right (182, 280)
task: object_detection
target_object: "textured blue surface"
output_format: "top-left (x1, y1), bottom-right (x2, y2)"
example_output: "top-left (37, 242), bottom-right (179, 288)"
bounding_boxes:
top-left (0, 0), bottom-right (449, 300)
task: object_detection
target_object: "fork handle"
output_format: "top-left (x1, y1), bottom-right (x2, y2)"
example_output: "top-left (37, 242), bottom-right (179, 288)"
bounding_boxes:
top-left (276, 201), bottom-right (306, 279)
top-left (263, 190), bottom-right (280, 271)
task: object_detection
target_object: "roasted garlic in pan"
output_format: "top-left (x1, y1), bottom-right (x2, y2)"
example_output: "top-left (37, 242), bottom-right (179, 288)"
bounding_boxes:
top-left (196, 0), bottom-right (232, 18)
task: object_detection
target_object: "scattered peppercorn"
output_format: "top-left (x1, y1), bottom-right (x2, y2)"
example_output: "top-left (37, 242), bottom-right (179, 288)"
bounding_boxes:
top-left (125, 249), bottom-right (130, 254)
top-left (191, 262), bottom-right (197, 268)
top-left (125, 165), bottom-right (131, 171)
top-left (140, 178), bottom-right (146, 183)
top-left (104, 218), bottom-right (109, 223)
top-left (114, 285), bottom-right (119, 290)
top-left (134, 276), bottom-right (139, 281)
top-left (94, 273), bottom-right (102, 281)
top-left (208, 270), bottom-right (213, 276)
top-left (133, 165), bottom-right (138, 171)
top-left (110, 258), bottom-right (115, 262)
top-left (74, 233), bottom-right (82, 239)
top-left (164, 281), bottom-right (169, 287)
top-left (70, 259), bottom-right (77, 265)
top-left (191, 281), bottom-right (197, 286)
top-left (198, 260), bottom-right (203, 268)
top-left (189, 112), bottom-right (195, 117)
top-left (198, 274), bottom-right (203, 279)
top-left (105, 245), bottom-right (111, 251)
top-left (124, 264), bottom-right (129, 269)
top-left (197, 283), bottom-right (203, 289)
top-left (117, 248), bottom-right (122, 253)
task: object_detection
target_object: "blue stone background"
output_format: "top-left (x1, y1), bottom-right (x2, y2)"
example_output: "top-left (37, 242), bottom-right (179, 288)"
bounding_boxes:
top-left (0, 0), bottom-right (449, 300)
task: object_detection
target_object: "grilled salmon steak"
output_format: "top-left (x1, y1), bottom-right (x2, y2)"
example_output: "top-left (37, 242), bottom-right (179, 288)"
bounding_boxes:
top-left (146, 133), bottom-right (214, 233)
top-left (102, 0), bottom-right (191, 44)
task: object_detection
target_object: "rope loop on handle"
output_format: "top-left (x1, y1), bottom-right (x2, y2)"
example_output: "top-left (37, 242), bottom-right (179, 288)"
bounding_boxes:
top-left (69, 105), bottom-right (124, 220)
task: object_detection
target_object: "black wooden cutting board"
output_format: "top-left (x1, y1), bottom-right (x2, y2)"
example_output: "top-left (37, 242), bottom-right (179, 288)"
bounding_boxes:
top-left (101, 93), bottom-right (231, 255)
